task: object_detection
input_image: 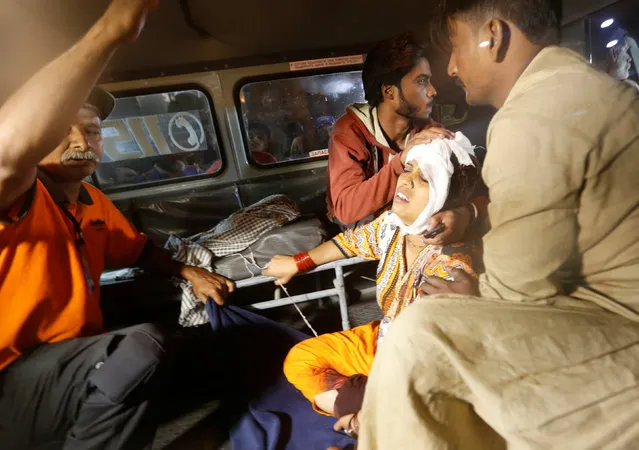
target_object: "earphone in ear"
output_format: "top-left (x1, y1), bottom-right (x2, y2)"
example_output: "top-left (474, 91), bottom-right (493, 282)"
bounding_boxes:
top-left (479, 38), bottom-right (495, 49)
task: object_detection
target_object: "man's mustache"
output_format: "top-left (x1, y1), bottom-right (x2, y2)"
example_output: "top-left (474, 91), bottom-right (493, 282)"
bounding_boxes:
top-left (61, 149), bottom-right (100, 164)
top-left (454, 78), bottom-right (466, 89)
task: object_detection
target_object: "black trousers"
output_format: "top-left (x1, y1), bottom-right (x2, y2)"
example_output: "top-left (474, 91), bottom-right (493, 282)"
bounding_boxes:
top-left (0, 324), bottom-right (169, 450)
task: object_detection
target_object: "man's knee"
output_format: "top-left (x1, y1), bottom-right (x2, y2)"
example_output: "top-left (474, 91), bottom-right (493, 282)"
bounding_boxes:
top-left (89, 323), bottom-right (171, 404)
top-left (125, 323), bottom-right (168, 349)
top-left (385, 301), bottom-right (444, 343)
top-left (378, 302), bottom-right (461, 382)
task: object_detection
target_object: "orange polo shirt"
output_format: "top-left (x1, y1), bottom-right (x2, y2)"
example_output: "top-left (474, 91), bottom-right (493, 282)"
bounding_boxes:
top-left (0, 173), bottom-right (147, 371)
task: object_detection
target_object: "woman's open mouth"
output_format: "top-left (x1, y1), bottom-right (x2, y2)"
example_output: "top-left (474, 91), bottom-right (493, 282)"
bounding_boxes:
top-left (395, 191), bottom-right (409, 203)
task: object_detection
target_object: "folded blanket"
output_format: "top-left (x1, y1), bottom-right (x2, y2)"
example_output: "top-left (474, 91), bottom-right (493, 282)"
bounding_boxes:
top-left (166, 194), bottom-right (300, 326)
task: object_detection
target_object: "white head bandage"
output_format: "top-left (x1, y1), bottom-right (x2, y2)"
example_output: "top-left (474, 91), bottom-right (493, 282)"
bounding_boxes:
top-left (389, 131), bottom-right (476, 235)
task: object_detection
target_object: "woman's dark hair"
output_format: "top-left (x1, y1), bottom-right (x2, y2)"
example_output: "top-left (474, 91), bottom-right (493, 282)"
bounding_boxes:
top-left (441, 152), bottom-right (481, 211)
top-left (431, 0), bottom-right (561, 50)
top-left (362, 33), bottom-right (430, 107)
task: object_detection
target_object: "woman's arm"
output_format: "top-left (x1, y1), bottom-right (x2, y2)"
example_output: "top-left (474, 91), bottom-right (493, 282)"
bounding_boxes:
top-left (262, 240), bottom-right (345, 285)
top-left (263, 214), bottom-right (386, 284)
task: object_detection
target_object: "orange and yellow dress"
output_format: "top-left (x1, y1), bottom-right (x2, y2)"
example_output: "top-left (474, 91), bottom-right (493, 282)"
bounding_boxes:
top-left (283, 211), bottom-right (482, 413)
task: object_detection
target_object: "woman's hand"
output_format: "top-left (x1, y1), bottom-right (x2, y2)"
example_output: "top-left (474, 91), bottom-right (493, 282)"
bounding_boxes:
top-left (262, 255), bottom-right (298, 285)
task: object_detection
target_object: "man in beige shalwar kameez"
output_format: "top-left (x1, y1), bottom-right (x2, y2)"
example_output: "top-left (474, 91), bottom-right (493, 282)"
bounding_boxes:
top-left (339, 0), bottom-right (639, 448)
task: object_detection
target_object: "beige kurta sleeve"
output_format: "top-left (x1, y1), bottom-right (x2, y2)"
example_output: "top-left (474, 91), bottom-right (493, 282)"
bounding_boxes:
top-left (478, 112), bottom-right (589, 301)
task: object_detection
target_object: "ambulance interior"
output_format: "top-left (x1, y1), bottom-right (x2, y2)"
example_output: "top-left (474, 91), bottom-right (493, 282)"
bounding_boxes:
top-left (6, 0), bottom-right (638, 447)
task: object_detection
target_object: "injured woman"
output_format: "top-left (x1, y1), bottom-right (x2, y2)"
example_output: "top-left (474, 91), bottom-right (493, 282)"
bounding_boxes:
top-left (262, 132), bottom-right (483, 426)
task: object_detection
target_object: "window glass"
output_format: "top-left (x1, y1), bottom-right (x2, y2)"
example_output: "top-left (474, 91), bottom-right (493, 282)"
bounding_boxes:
top-left (95, 89), bottom-right (223, 190)
top-left (588, 0), bottom-right (639, 87)
top-left (238, 71), bottom-right (365, 166)
top-left (561, 20), bottom-right (588, 58)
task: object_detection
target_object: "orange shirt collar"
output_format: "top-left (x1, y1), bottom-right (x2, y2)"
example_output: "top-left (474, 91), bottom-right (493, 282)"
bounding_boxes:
top-left (36, 169), bottom-right (94, 206)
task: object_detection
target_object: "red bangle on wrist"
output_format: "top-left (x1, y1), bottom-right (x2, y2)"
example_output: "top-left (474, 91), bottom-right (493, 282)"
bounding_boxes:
top-left (293, 252), bottom-right (317, 273)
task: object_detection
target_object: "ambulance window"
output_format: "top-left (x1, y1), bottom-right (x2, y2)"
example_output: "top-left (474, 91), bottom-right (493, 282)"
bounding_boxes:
top-left (94, 88), bottom-right (223, 191)
top-left (561, 20), bottom-right (588, 58)
top-left (237, 70), bottom-right (365, 166)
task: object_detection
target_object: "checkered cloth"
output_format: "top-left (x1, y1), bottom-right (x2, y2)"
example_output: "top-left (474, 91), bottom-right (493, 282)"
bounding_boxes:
top-left (165, 194), bottom-right (301, 327)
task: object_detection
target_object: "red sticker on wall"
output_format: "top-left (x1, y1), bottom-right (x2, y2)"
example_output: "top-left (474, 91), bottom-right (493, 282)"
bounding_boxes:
top-left (289, 55), bottom-right (365, 72)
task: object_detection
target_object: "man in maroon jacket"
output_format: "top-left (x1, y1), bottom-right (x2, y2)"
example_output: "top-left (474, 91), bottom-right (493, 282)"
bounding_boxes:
top-left (327, 33), bottom-right (483, 244)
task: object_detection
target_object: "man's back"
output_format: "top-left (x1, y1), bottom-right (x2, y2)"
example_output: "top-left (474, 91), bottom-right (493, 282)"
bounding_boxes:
top-left (480, 46), bottom-right (639, 319)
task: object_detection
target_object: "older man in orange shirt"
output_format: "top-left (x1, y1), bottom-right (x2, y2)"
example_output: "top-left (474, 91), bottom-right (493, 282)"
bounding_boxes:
top-left (0, 1), bottom-right (234, 448)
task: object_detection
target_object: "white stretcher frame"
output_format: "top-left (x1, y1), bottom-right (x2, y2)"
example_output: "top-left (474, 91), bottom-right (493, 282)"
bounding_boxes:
top-left (235, 257), bottom-right (369, 331)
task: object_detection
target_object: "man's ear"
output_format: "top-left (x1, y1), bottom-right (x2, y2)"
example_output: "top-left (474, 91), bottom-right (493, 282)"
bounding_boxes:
top-left (483, 18), bottom-right (510, 63)
top-left (381, 84), bottom-right (395, 102)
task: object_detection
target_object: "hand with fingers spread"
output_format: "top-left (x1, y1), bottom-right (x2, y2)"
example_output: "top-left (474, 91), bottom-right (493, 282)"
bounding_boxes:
top-left (262, 255), bottom-right (298, 285)
top-left (419, 268), bottom-right (479, 296)
top-left (410, 126), bottom-right (456, 145)
top-left (182, 266), bottom-right (235, 305)
top-left (401, 126), bottom-right (455, 165)
top-left (99, 0), bottom-right (159, 44)
top-left (420, 205), bottom-right (471, 246)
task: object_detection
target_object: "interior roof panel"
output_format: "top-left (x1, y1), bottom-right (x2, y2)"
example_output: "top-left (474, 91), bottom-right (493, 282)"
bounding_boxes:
top-left (10, 0), bottom-right (619, 78)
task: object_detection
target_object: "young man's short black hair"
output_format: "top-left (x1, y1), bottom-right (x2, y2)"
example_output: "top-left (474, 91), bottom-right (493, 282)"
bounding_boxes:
top-left (362, 33), bottom-right (430, 107)
top-left (432, 0), bottom-right (562, 48)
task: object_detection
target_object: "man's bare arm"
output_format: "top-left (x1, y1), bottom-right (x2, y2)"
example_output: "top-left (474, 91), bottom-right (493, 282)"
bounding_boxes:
top-left (0, 0), bottom-right (158, 211)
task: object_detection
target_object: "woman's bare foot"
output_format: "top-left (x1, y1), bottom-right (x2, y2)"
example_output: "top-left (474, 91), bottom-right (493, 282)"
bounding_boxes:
top-left (314, 389), bottom-right (339, 415)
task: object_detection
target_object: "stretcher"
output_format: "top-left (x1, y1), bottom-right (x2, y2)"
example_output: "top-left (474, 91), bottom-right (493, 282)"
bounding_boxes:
top-left (235, 256), bottom-right (368, 331)
top-left (100, 256), bottom-right (369, 331)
